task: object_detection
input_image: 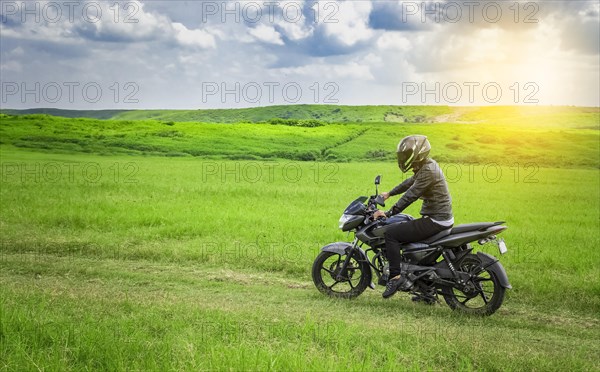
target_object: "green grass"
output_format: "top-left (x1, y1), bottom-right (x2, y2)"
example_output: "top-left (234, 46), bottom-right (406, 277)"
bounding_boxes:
top-left (1, 105), bottom-right (599, 370)
top-left (1, 148), bottom-right (599, 370)
top-left (0, 111), bottom-right (598, 167)
top-left (3, 105), bottom-right (598, 127)
top-left (1, 105), bottom-right (454, 123)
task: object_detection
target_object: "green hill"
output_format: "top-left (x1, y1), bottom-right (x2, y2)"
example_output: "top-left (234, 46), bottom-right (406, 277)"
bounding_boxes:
top-left (3, 105), bottom-right (598, 128)
top-left (0, 108), bottom-right (130, 120)
top-left (0, 107), bottom-right (598, 167)
top-left (1, 105), bottom-right (452, 123)
top-left (110, 105), bottom-right (454, 123)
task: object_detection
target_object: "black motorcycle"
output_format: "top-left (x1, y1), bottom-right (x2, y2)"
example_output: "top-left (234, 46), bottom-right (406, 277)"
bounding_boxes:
top-left (312, 175), bottom-right (511, 316)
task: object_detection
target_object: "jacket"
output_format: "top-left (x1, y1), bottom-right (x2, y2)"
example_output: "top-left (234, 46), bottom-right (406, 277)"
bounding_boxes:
top-left (387, 158), bottom-right (453, 221)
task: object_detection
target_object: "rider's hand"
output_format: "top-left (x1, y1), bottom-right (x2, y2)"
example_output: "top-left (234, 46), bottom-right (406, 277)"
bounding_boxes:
top-left (381, 192), bottom-right (390, 200)
top-left (373, 210), bottom-right (386, 219)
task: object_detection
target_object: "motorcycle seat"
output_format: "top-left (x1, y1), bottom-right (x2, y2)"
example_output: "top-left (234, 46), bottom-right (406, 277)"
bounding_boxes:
top-left (421, 228), bottom-right (452, 244)
top-left (451, 222), bottom-right (504, 234)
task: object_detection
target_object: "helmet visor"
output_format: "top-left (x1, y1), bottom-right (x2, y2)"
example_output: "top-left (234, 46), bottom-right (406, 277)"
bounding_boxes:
top-left (397, 149), bottom-right (413, 172)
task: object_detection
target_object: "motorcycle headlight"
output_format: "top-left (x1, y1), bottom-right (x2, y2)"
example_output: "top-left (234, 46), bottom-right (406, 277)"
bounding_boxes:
top-left (338, 214), bottom-right (364, 231)
top-left (339, 214), bottom-right (353, 229)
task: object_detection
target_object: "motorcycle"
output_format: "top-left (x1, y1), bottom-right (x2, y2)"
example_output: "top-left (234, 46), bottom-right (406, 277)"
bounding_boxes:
top-left (312, 175), bottom-right (511, 316)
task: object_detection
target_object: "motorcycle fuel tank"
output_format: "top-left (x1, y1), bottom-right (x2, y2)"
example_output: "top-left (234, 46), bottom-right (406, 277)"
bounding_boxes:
top-left (372, 214), bottom-right (414, 237)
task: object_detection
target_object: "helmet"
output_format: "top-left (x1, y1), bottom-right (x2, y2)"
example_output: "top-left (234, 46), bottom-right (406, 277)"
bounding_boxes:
top-left (396, 135), bottom-right (431, 172)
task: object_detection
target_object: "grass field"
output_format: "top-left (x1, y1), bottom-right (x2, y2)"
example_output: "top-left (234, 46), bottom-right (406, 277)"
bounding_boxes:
top-left (3, 105), bottom-right (599, 127)
top-left (1, 105), bottom-right (455, 123)
top-left (0, 108), bottom-right (598, 167)
top-left (1, 106), bottom-right (599, 370)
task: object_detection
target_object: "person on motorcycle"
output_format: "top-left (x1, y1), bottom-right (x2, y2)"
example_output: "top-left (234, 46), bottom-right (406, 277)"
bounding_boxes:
top-left (373, 135), bottom-right (454, 299)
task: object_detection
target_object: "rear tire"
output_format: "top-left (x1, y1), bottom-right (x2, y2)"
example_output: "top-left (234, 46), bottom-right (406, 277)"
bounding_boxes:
top-left (312, 251), bottom-right (370, 299)
top-left (441, 254), bottom-right (506, 316)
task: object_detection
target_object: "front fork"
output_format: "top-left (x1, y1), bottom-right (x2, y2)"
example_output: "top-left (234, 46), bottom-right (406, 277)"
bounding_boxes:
top-left (335, 238), bottom-right (359, 281)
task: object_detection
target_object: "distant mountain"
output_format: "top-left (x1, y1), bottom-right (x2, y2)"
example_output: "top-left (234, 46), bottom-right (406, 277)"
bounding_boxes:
top-left (0, 108), bottom-right (131, 120)
top-left (2, 105), bottom-right (598, 128)
top-left (1, 105), bottom-right (453, 123)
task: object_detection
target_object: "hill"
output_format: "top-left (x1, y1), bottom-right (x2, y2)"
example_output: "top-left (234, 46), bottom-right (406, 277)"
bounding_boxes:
top-left (0, 108), bottom-right (598, 168)
top-left (3, 105), bottom-right (598, 127)
top-left (1, 105), bottom-right (452, 123)
top-left (0, 108), bottom-right (130, 120)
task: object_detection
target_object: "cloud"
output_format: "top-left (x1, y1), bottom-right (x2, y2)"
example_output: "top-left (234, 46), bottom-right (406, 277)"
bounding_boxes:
top-left (0, 0), bottom-right (216, 49)
top-left (319, 1), bottom-right (374, 47)
top-left (273, 60), bottom-right (374, 81)
top-left (0, 60), bottom-right (21, 72)
top-left (0, 0), bottom-right (598, 108)
top-left (369, 1), bottom-right (430, 31)
top-left (376, 32), bottom-right (411, 51)
top-left (172, 22), bottom-right (216, 48)
top-left (248, 24), bottom-right (284, 45)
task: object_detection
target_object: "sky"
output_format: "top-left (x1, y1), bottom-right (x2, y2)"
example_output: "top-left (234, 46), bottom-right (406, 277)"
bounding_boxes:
top-left (1, 0), bottom-right (599, 109)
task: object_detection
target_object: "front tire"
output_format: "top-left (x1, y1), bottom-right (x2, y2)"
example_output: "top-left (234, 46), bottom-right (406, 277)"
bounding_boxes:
top-left (312, 251), bottom-right (370, 299)
top-left (441, 254), bottom-right (506, 316)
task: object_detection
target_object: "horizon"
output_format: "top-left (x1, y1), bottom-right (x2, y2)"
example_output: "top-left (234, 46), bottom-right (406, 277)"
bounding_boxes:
top-left (3, 103), bottom-right (600, 112)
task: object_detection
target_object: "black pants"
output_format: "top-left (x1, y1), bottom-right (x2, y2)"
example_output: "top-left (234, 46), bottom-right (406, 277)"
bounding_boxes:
top-left (384, 217), bottom-right (449, 278)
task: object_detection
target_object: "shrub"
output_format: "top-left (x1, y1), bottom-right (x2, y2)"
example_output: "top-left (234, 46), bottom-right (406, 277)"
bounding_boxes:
top-left (296, 151), bottom-right (318, 161)
top-left (165, 152), bottom-right (189, 157)
top-left (298, 119), bottom-right (324, 127)
top-left (366, 149), bottom-right (391, 158)
top-left (445, 142), bottom-right (463, 150)
top-left (267, 118), bottom-right (324, 127)
top-left (155, 130), bottom-right (184, 138)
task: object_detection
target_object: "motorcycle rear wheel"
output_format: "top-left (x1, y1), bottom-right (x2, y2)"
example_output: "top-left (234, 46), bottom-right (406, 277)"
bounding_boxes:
top-left (441, 254), bottom-right (506, 316)
top-left (312, 251), bottom-right (370, 299)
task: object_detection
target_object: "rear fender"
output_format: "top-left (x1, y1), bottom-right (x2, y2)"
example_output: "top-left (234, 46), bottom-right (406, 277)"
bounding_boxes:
top-left (475, 252), bottom-right (512, 289)
top-left (320, 242), bottom-right (374, 289)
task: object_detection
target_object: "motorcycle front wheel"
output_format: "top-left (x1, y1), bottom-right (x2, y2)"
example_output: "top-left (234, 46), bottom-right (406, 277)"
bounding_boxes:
top-left (312, 251), bottom-right (370, 299)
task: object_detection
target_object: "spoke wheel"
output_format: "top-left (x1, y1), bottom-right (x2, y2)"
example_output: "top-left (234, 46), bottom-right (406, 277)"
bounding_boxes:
top-left (441, 254), bottom-right (506, 316)
top-left (312, 251), bottom-right (370, 299)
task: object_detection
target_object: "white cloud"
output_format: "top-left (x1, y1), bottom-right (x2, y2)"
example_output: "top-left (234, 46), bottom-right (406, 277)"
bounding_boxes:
top-left (0, 0), bottom-right (216, 49)
top-left (172, 23), bottom-right (216, 48)
top-left (274, 61), bottom-right (374, 80)
top-left (320, 1), bottom-right (374, 46)
top-left (376, 32), bottom-right (411, 51)
top-left (0, 0), bottom-right (597, 108)
top-left (0, 60), bottom-right (22, 72)
top-left (9, 47), bottom-right (25, 56)
top-left (248, 24), bottom-right (285, 45)
top-left (274, 1), bottom-right (314, 41)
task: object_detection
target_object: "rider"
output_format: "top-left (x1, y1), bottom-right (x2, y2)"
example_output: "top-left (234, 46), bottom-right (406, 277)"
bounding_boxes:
top-left (373, 135), bottom-right (454, 299)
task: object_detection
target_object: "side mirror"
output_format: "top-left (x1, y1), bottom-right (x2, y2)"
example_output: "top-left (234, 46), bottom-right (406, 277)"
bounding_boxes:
top-left (375, 194), bottom-right (386, 207)
top-left (374, 175), bottom-right (381, 185)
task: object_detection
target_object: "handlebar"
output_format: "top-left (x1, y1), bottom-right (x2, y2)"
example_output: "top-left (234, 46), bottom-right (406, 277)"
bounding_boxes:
top-left (366, 196), bottom-right (387, 222)
top-left (367, 194), bottom-right (386, 208)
